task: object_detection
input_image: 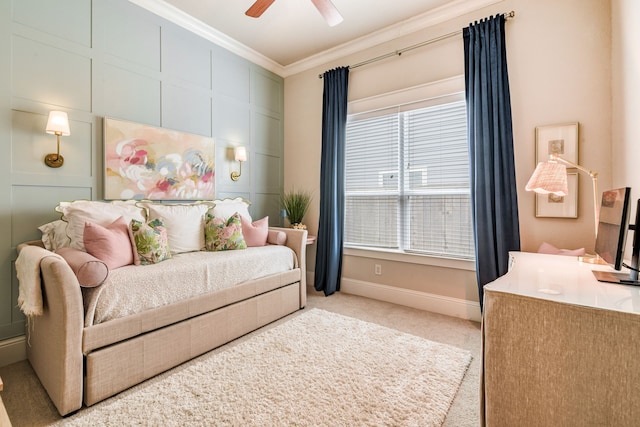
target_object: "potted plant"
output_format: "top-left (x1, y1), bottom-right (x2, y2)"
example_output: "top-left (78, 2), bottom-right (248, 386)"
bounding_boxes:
top-left (281, 189), bottom-right (312, 229)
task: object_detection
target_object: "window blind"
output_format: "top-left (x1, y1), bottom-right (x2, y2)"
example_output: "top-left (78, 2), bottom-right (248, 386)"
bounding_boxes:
top-left (344, 97), bottom-right (474, 260)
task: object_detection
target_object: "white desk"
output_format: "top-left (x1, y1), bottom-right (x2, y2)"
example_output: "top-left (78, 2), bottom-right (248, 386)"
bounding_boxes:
top-left (481, 252), bottom-right (640, 426)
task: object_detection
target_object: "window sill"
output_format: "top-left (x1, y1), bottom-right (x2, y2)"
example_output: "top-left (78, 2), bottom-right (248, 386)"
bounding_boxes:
top-left (343, 246), bottom-right (476, 271)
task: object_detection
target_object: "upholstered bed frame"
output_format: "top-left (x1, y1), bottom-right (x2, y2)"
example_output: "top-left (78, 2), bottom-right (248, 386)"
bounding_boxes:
top-left (17, 227), bottom-right (307, 416)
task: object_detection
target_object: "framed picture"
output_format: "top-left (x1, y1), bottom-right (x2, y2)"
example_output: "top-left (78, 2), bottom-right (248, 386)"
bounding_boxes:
top-left (535, 122), bottom-right (579, 164)
top-left (104, 117), bottom-right (215, 200)
top-left (535, 172), bottom-right (578, 218)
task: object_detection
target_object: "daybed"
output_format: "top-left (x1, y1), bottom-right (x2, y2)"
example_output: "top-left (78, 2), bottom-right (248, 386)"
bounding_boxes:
top-left (16, 199), bottom-right (307, 416)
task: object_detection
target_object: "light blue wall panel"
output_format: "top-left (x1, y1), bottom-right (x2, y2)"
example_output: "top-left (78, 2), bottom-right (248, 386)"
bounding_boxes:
top-left (253, 71), bottom-right (282, 115)
top-left (251, 193), bottom-right (282, 227)
top-left (254, 112), bottom-right (282, 155)
top-left (11, 186), bottom-right (92, 246)
top-left (0, 0), bottom-right (284, 343)
top-left (95, 0), bottom-right (160, 71)
top-left (12, 0), bottom-right (91, 47)
top-left (12, 36), bottom-right (91, 111)
top-left (161, 83), bottom-right (211, 137)
top-left (12, 111), bottom-right (93, 177)
top-left (213, 96), bottom-right (250, 144)
top-left (162, 28), bottom-right (211, 89)
top-left (254, 153), bottom-right (281, 194)
top-left (213, 48), bottom-right (250, 103)
top-left (102, 64), bottom-right (161, 126)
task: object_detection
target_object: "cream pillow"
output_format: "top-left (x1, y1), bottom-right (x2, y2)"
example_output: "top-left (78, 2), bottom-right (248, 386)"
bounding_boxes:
top-left (38, 220), bottom-right (71, 250)
top-left (211, 197), bottom-right (252, 221)
top-left (55, 200), bottom-right (146, 251)
top-left (138, 202), bottom-right (212, 254)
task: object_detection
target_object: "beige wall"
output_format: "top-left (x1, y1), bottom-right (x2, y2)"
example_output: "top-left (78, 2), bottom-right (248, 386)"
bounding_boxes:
top-left (612, 0), bottom-right (640, 258)
top-left (284, 0), bottom-right (613, 306)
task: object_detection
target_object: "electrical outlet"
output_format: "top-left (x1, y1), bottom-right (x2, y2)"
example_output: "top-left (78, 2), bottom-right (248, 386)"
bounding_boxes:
top-left (374, 264), bottom-right (382, 275)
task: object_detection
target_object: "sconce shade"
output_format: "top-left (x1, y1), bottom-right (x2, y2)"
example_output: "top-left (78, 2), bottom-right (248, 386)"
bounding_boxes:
top-left (231, 146), bottom-right (247, 181)
top-left (525, 161), bottom-right (568, 196)
top-left (235, 146), bottom-right (247, 162)
top-left (45, 111), bottom-right (71, 136)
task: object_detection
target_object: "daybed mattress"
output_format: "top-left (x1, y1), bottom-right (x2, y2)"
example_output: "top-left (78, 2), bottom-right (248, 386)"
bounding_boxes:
top-left (82, 245), bottom-right (296, 327)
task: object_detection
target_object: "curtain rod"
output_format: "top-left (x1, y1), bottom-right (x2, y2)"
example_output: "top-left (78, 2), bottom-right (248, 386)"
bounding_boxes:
top-left (318, 10), bottom-right (515, 79)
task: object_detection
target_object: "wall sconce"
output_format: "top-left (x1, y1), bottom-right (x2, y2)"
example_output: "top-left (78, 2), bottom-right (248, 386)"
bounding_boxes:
top-left (230, 146), bottom-right (247, 181)
top-left (44, 111), bottom-right (70, 168)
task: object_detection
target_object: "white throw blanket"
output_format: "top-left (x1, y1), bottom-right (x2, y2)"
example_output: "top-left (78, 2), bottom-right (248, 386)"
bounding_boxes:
top-left (16, 245), bottom-right (63, 316)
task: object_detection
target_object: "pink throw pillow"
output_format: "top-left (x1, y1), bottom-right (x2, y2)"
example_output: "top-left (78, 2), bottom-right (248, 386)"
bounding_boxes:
top-left (241, 216), bottom-right (269, 247)
top-left (267, 230), bottom-right (287, 246)
top-left (84, 216), bottom-right (134, 269)
top-left (56, 247), bottom-right (109, 287)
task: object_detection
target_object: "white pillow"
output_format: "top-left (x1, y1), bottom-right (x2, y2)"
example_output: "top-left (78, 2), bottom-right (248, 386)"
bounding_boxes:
top-left (211, 197), bottom-right (252, 221)
top-left (38, 220), bottom-right (71, 250)
top-left (138, 202), bottom-right (212, 254)
top-left (55, 200), bottom-right (146, 251)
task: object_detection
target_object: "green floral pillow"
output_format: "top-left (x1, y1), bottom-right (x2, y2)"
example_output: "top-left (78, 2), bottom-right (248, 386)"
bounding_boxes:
top-left (205, 212), bottom-right (247, 251)
top-left (130, 218), bottom-right (172, 265)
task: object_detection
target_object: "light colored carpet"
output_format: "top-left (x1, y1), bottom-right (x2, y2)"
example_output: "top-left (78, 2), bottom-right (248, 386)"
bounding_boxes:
top-left (52, 308), bottom-right (471, 427)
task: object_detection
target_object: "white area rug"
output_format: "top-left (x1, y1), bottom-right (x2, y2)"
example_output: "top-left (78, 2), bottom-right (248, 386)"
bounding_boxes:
top-left (57, 309), bottom-right (472, 426)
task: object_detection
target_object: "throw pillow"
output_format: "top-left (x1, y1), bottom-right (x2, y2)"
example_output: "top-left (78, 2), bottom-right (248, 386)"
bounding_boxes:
top-left (83, 216), bottom-right (135, 269)
top-left (38, 220), bottom-right (71, 251)
top-left (267, 230), bottom-right (287, 246)
top-left (138, 202), bottom-right (212, 254)
top-left (205, 212), bottom-right (247, 251)
top-left (55, 247), bottom-right (109, 288)
top-left (241, 216), bottom-right (269, 247)
top-left (130, 218), bottom-right (172, 265)
top-left (211, 197), bottom-right (252, 221)
top-left (55, 200), bottom-right (146, 251)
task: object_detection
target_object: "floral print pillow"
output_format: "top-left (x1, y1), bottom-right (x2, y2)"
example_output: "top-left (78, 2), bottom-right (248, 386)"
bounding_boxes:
top-left (130, 218), bottom-right (172, 265)
top-left (205, 212), bottom-right (247, 251)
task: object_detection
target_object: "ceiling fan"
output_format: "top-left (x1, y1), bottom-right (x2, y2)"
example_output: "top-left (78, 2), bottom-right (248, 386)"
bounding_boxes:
top-left (245, 0), bottom-right (344, 27)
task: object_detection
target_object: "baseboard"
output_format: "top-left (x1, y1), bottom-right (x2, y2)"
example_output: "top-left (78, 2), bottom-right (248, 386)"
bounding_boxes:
top-left (306, 272), bottom-right (481, 322)
top-left (0, 336), bottom-right (26, 367)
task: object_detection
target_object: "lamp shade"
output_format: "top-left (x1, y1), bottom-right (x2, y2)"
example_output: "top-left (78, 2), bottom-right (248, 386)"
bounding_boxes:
top-left (235, 146), bottom-right (247, 162)
top-left (45, 111), bottom-right (70, 136)
top-left (525, 161), bottom-right (568, 196)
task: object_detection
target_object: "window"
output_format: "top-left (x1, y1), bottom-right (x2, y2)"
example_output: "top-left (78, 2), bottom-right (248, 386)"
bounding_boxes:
top-left (344, 94), bottom-right (474, 260)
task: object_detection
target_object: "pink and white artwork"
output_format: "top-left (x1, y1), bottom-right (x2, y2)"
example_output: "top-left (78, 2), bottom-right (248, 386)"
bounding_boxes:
top-left (104, 118), bottom-right (215, 200)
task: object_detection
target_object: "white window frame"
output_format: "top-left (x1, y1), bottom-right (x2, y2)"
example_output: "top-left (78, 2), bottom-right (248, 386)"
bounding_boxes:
top-left (343, 76), bottom-right (475, 271)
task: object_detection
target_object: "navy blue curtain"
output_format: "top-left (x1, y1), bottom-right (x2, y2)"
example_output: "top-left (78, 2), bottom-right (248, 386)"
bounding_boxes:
top-left (314, 66), bottom-right (349, 296)
top-left (463, 15), bottom-right (520, 310)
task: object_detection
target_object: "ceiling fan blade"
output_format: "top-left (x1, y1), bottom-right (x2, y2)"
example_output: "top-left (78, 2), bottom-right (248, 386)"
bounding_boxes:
top-left (310, 0), bottom-right (343, 26)
top-left (245, 0), bottom-right (276, 18)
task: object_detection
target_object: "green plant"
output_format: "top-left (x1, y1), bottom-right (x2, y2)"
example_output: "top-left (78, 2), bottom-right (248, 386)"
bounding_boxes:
top-left (281, 189), bottom-right (312, 225)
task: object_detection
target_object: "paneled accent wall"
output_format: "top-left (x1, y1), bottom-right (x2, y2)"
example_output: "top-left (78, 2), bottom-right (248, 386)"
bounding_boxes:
top-left (0, 0), bottom-right (284, 341)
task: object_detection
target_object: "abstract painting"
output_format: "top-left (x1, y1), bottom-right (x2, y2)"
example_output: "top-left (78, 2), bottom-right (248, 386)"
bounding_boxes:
top-left (104, 118), bottom-right (215, 200)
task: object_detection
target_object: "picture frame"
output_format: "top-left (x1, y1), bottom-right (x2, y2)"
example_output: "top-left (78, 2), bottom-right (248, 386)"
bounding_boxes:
top-left (535, 172), bottom-right (578, 218)
top-left (104, 117), bottom-right (215, 200)
top-left (535, 122), bottom-right (579, 164)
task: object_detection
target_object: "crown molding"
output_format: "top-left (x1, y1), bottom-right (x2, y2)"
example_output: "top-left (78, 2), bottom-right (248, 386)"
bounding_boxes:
top-left (283, 0), bottom-right (504, 77)
top-left (130, 0), bottom-right (504, 78)
top-left (128, 0), bottom-right (286, 76)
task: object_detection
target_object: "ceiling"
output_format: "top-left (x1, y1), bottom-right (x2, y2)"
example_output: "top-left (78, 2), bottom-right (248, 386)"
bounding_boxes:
top-left (131, 0), bottom-right (502, 77)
